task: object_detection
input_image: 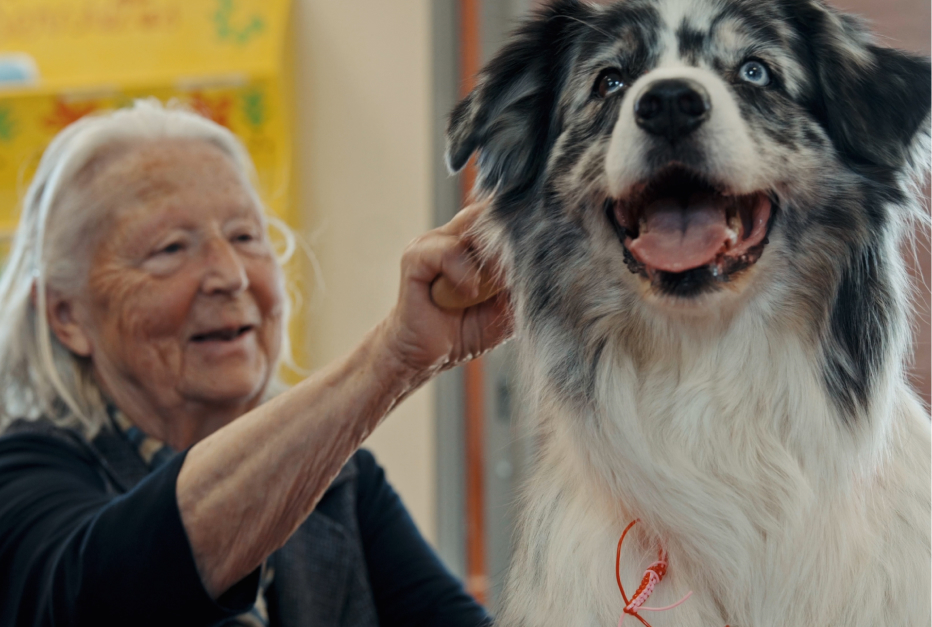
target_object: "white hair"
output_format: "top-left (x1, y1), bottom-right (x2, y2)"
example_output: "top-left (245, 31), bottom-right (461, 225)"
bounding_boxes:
top-left (0, 98), bottom-right (297, 438)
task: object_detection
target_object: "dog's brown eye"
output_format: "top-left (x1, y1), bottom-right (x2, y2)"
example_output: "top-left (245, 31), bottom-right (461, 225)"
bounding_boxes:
top-left (596, 69), bottom-right (625, 98)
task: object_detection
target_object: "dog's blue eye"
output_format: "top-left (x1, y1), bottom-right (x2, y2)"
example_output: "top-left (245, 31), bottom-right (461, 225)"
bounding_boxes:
top-left (739, 61), bottom-right (771, 86)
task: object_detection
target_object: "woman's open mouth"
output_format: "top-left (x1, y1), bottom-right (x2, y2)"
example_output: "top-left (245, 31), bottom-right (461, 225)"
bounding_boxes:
top-left (190, 325), bottom-right (255, 343)
top-left (608, 166), bottom-right (774, 296)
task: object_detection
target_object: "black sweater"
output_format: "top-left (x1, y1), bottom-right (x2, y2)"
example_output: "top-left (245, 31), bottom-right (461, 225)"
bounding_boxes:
top-left (0, 427), bottom-right (491, 627)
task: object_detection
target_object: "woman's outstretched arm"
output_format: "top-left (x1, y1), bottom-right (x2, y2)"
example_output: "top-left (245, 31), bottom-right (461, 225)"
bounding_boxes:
top-left (176, 201), bottom-right (512, 598)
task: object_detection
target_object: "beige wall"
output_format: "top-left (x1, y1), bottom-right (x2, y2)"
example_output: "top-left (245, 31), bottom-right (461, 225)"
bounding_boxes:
top-left (292, 0), bottom-right (438, 540)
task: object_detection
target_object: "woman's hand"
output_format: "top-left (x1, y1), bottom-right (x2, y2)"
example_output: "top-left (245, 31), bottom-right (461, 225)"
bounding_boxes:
top-left (380, 199), bottom-right (514, 382)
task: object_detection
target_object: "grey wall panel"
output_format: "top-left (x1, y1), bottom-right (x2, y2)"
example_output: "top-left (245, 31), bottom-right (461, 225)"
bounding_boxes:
top-left (432, 0), bottom-right (467, 579)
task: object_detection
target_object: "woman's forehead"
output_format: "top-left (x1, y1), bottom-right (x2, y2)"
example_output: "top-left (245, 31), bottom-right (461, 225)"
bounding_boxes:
top-left (77, 138), bottom-right (261, 221)
top-left (84, 138), bottom-right (244, 190)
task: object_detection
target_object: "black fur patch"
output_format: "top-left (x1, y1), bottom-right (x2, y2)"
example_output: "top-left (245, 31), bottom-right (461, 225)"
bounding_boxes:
top-left (677, 23), bottom-right (707, 64)
top-left (785, 0), bottom-right (932, 171)
top-left (446, 0), bottom-right (592, 196)
top-left (825, 242), bottom-right (893, 418)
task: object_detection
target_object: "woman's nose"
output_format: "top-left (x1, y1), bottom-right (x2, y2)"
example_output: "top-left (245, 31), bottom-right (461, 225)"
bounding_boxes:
top-left (202, 239), bottom-right (249, 295)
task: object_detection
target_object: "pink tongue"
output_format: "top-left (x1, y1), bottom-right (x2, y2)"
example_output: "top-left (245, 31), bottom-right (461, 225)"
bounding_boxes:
top-left (626, 195), bottom-right (730, 273)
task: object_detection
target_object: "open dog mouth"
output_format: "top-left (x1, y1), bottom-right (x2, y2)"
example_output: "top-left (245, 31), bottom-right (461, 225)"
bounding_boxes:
top-left (608, 166), bottom-right (774, 295)
top-left (190, 325), bottom-right (254, 343)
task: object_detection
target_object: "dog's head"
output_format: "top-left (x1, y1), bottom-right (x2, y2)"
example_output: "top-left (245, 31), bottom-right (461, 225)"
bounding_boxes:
top-left (448, 0), bottom-right (929, 412)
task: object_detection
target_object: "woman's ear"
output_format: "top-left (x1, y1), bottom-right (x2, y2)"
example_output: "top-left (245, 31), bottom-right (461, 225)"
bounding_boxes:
top-left (40, 286), bottom-right (93, 357)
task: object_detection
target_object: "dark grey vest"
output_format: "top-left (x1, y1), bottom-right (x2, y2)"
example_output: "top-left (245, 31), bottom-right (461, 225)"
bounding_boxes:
top-left (8, 419), bottom-right (380, 627)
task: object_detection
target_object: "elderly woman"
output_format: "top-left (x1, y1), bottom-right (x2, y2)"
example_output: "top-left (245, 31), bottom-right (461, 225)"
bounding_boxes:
top-left (0, 101), bottom-right (511, 627)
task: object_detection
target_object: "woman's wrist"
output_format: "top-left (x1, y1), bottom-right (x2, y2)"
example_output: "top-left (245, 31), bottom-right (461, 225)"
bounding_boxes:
top-left (367, 314), bottom-right (441, 407)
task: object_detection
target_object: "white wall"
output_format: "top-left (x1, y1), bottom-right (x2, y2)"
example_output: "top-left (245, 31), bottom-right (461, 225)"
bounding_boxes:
top-left (292, 0), bottom-right (437, 541)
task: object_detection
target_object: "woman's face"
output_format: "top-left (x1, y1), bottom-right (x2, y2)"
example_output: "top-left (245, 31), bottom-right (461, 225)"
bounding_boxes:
top-left (60, 139), bottom-right (284, 421)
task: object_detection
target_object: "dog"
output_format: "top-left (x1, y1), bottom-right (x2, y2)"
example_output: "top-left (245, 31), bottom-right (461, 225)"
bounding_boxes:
top-left (446, 0), bottom-right (931, 625)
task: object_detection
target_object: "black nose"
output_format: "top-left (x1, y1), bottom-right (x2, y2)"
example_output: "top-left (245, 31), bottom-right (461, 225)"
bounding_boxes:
top-left (635, 79), bottom-right (711, 141)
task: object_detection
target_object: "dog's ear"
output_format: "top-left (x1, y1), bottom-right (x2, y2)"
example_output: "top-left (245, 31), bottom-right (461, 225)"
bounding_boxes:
top-left (446, 0), bottom-right (589, 194)
top-left (799, 0), bottom-right (930, 172)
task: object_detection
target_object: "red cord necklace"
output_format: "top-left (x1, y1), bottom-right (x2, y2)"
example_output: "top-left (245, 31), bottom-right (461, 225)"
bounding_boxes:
top-left (614, 519), bottom-right (694, 627)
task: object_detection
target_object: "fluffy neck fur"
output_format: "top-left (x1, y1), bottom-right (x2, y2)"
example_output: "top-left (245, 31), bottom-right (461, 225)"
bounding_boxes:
top-left (503, 251), bottom-right (928, 627)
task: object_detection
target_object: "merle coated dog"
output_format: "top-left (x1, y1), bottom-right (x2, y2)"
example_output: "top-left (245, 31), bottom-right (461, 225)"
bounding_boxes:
top-left (447, 0), bottom-right (931, 625)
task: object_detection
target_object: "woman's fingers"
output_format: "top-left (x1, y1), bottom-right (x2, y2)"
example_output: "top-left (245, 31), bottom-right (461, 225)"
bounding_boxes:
top-left (424, 197), bottom-right (504, 310)
top-left (400, 233), bottom-right (470, 290)
top-left (473, 291), bottom-right (515, 346)
top-left (430, 272), bottom-right (500, 310)
top-left (385, 195), bottom-right (511, 374)
top-left (436, 196), bottom-right (491, 237)
top-left (403, 233), bottom-right (496, 311)
top-left (428, 240), bottom-right (501, 310)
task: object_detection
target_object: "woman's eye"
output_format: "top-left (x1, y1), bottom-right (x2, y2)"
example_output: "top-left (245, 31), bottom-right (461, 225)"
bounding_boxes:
top-left (738, 60), bottom-right (771, 86)
top-left (158, 242), bottom-right (184, 255)
top-left (233, 232), bottom-right (257, 244)
top-left (595, 69), bottom-right (626, 98)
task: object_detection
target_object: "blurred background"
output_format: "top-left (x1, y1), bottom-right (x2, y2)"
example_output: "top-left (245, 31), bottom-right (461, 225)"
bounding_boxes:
top-left (0, 0), bottom-right (926, 615)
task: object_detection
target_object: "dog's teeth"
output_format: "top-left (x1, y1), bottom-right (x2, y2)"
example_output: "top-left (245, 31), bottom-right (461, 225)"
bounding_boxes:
top-left (727, 214), bottom-right (742, 245)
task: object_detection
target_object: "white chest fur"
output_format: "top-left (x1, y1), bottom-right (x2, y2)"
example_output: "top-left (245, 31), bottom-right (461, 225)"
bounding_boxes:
top-left (497, 319), bottom-right (931, 627)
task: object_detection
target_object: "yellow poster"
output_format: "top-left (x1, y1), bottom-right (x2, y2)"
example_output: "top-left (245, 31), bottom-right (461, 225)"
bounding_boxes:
top-left (0, 0), bottom-right (303, 372)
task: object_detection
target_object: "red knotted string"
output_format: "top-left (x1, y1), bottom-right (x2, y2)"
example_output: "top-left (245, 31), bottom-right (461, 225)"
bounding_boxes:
top-left (615, 519), bottom-right (694, 627)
